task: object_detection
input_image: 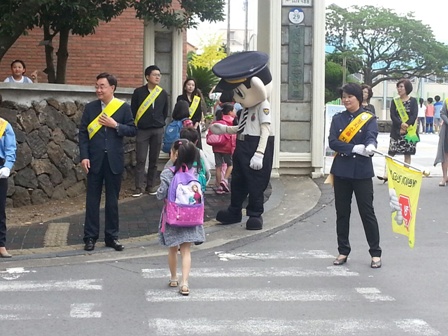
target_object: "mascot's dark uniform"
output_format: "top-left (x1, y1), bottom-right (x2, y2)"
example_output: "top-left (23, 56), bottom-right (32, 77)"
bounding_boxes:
top-left (210, 51), bottom-right (274, 230)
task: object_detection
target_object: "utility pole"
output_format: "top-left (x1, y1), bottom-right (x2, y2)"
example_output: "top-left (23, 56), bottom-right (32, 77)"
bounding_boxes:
top-left (244, 0), bottom-right (248, 51)
top-left (226, 0), bottom-right (231, 55)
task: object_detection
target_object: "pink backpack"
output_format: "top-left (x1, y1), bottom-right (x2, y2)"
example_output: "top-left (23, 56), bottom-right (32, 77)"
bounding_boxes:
top-left (161, 165), bottom-right (204, 232)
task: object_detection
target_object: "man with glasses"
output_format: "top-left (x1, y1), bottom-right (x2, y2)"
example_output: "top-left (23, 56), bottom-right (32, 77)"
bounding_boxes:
top-left (79, 72), bottom-right (137, 252)
top-left (131, 65), bottom-right (169, 197)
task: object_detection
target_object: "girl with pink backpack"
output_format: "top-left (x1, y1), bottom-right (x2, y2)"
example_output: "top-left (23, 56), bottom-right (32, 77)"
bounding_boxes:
top-left (156, 139), bottom-right (205, 296)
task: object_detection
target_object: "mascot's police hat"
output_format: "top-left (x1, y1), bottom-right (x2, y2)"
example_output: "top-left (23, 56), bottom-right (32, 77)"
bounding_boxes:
top-left (213, 51), bottom-right (272, 91)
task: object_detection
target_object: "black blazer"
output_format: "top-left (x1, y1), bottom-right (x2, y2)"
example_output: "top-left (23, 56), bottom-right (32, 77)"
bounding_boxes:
top-left (79, 99), bottom-right (137, 174)
top-left (329, 108), bottom-right (378, 179)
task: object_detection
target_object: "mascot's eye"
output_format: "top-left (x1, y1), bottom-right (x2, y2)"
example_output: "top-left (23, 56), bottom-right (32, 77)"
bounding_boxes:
top-left (235, 88), bottom-right (244, 98)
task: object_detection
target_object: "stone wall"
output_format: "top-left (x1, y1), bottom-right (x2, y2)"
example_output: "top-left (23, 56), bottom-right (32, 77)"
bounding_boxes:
top-left (0, 98), bottom-right (136, 208)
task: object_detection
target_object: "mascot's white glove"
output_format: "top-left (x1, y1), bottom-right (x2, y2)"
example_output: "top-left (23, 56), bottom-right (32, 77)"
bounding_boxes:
top-left (250, 152), bottom-right (264, 170)
top-left (352, 144), bottom-right (368, 157)
top-left (0, 167), bottom-right (10, 179)
top-left (365, 144), bottom-right (376, 156)
top-left (389, 188), bottom-right (403, 224)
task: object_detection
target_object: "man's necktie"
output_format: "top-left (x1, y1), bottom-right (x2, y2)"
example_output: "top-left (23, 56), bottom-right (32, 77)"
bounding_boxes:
top-left (238, 108), bottom-right (249, 134)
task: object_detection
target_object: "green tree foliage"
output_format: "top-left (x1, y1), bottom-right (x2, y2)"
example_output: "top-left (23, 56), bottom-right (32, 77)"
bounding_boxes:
top-left (325, 59), bottom-right (343, 103)
top-left (189, 35), bottom-right (227, 69)
top-left (0, 0), bottom-right (45, 60)
top-left (0, 0), bottom-right (225, 83)
top-left (326, 5), bottom-right (448, 89)
top-left (37, 0), bottom-right (128, 83)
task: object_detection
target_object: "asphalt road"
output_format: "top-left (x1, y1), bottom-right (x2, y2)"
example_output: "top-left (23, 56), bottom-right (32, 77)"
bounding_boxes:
top-left (0, 132), bottom-right (446, 335)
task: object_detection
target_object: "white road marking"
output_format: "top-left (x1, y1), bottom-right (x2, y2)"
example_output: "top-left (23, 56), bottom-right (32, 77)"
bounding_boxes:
top-left (356, 287), bottom-right (395, 302)
top-left (148, 318), bottom-right (440, 335)
top-left (0, 279), bottom-right (102, 291)
top-left (215, 250), bottom-right (334, 261)
top-left (70, 303), bottom-right (102, 318)
top-left (0, 304), bottom-right (52, 321)
top-left (146, 288), bottom-right (349, 302)
top-left (0, 267), bottom-right (35, 280)
top-left (142, 266), bottom-right (358, 278)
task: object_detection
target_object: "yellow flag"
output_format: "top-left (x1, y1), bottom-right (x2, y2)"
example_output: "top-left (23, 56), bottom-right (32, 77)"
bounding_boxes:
top-left (385, 157), bottom-right (423, 248)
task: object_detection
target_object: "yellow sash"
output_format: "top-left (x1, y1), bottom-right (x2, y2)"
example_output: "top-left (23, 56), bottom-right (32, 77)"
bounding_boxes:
top-left (189, 95), bottom-right (201, 119)
top-left (0, 118), bottom-right (8, 138)
top-left (325, 112), bottom-right (373, 185)
top-left (135, 85), bottom-right (162, 125)
top-left (338, 112), bottom-right (373, 142)
top-left (394, 97), bottom-right (419, 143)
top-left (87, 98), bottom-right (124, 139)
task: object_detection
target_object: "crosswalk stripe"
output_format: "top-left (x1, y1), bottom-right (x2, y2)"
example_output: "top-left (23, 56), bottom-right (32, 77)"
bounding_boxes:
top-left (146, 288), bottom-right (355, 302)
top-left (0, 268), bottom-right (35, 280)
top-left (142, 267), bottom-right (358, 278)
top-left (70, 303), bottom-right (102, 318)
top-left (0, 279), bottom-right (102, 291)
top-left (147, 318), bottom-right (440, 335)
top-left (356, 287), bottom-right (395, 302)
top-left (0, 303), bottom-right (102, 321)
top-left (215, 250), bottom-right (334, 261)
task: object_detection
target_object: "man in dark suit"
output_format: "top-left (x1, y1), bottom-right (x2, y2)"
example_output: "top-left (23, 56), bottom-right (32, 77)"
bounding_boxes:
top-left (79, 72), bottom-right (137, 252)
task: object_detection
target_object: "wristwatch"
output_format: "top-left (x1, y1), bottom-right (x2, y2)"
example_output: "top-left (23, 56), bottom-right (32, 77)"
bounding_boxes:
top-left (115, 123), bottom-right (119, 131)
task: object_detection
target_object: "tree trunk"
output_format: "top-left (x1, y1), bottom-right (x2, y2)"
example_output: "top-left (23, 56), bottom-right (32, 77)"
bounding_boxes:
top-left (43, 24), bottom-right (56, 83)
top-left (55, 27), bottom-right (70, 84)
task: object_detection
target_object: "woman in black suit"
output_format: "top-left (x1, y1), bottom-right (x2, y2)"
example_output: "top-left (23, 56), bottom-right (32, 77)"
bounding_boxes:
top-left (328, 83), bottom-right (382, 268)
top-left (176, 78), bottom-right (206, 149)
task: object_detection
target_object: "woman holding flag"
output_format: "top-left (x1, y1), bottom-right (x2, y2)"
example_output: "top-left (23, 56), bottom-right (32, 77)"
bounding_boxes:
top-left (328, 83), bottom-right (382, 269)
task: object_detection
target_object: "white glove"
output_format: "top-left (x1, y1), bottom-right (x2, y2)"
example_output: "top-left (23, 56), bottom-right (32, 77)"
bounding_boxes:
top-left (365, 144), bottom-right (376, 156)
top-left (210, 123), bottom-right (227, 135)
top-left (351, 144), bottom-right (368, 156)
top-left (250, 152), bottom-right (264, 170)
top-left (389, 188), bottom-right (403, 224)
top-left (0, 167), bottom-right (10, 179)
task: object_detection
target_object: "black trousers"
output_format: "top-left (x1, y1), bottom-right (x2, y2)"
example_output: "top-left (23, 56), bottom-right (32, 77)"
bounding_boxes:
top-left (228, 136), bottom-right (274, 217)
top-left (135, 127), bottom-right (163, 190)
top-left (84, 154), bottom-right (122, 243)
top-left (333, 176), bottom-right (381, 258)
top-left (0, 178), bottom-right (7, 247)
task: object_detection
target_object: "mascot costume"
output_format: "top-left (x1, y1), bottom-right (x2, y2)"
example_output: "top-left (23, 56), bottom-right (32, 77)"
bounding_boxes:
top-left (210, 51), bottom-right (274, 230)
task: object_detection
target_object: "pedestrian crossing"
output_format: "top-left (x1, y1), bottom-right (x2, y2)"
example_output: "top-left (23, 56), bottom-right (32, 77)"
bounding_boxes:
top-left (0, 249), bottom-right (442, 335)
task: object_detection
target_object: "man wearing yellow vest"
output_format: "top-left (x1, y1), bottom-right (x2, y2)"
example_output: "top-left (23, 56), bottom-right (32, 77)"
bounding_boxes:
top-left (131, 65), bottom-right (169, 197)
top-left (79, 73), bottom-right (137, 252)
top-left (0, 93), bottom-right (17, 258)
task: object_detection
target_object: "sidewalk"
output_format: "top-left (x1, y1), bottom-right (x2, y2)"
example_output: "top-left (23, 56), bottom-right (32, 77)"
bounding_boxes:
top-left (3, 135), bottom-right (322, 260)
